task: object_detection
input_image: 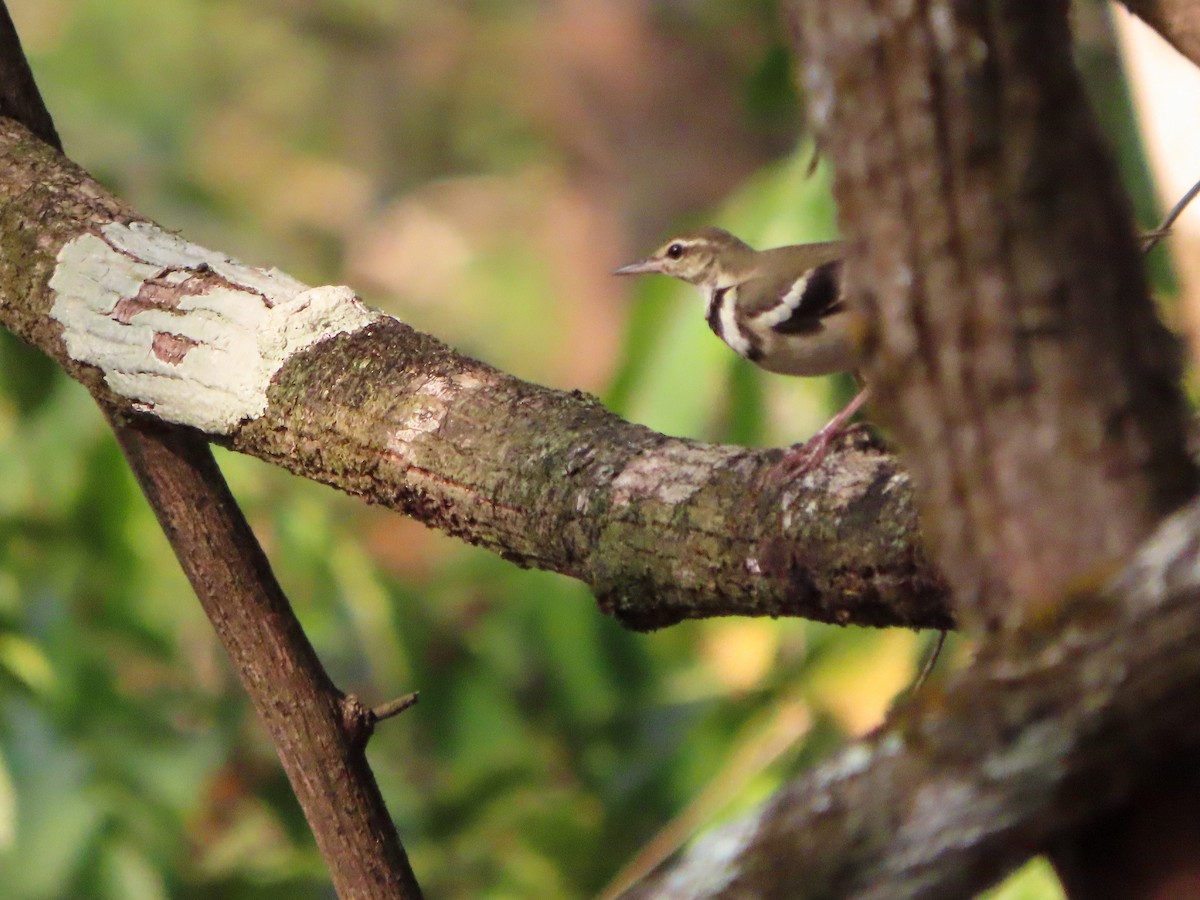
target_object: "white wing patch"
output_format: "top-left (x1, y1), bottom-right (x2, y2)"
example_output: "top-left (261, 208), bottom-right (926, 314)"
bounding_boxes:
top-left (755, 271), bottom-right (811, 329)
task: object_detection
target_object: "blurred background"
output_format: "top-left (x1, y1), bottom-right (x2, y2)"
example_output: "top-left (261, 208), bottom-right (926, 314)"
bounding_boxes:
top-left (0, 1), bottom-right (1191, 897)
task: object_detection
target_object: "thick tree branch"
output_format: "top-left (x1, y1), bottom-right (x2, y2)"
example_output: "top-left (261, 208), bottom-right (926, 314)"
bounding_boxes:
top-left (622, 495), bottom-right (1200, 898)
top-left (804, 0), bottom-right (1200, 891)
top-left (0, 119), bottom-right (951, 633)
top-left (802, 1), bottom-right (1197, 889)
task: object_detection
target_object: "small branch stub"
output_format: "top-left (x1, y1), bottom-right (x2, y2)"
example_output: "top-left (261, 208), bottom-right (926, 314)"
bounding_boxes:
top-left (341, 692), bottom-right (420, 750)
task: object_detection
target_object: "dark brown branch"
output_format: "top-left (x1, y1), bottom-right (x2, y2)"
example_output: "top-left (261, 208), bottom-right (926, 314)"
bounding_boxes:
top-left (0, 6), bottom-right (423, 896)
top-left (0, 119), bottom-right (951, 634)
top-left (0, 4), bottom-right (60, 151)
top-left (1120, 0), bottom-right (1200, 71)
top-left (112, 418), bottom-right (424, 898)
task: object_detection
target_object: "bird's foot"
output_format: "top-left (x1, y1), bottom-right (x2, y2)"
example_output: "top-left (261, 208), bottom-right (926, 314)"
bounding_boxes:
top-left (776, 430), bottom-right (838, 479)
top-left (772, 422), bottom-right (876, 480)
top-left (770, 388), bottom-right (874, 480)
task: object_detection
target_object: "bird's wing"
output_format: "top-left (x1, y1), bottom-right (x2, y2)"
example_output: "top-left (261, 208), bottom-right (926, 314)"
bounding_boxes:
top-left (738, 242), bottom-right (846, 334)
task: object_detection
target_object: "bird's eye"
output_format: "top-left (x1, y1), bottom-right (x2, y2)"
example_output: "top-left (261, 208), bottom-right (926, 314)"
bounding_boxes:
top-left (666, 243), bottom-right (685, 259)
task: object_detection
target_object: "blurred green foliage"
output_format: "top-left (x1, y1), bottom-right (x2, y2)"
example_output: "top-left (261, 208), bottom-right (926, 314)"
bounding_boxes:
top-left (0, 0), bottom-right (1167, 896)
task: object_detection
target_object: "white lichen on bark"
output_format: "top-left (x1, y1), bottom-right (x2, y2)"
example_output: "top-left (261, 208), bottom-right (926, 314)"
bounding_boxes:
top-left (611, 442), bottom-right (742, 507)
top-left (653, 813), bottom-right (757, 898)
top-left (49, 221), bottom-right (379, 433)
top-left (386, 372), bottom-right (491, 464)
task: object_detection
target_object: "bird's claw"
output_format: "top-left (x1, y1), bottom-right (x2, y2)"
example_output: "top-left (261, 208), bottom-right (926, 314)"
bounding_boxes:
top-left (772, 422), bottom-right (875, 480)
top-left (775, 431), bottom-right (837, 479)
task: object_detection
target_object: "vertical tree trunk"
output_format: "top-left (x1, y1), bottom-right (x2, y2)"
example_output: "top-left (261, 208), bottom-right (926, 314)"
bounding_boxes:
top-left (795, 0), bottom-right (1199, 893)
top-left (797, 0), bottom-right (1195, 633)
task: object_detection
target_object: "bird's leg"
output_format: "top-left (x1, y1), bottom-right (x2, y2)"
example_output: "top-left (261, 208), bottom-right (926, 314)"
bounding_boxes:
top-left (776, 386), bottom-right (870, 477)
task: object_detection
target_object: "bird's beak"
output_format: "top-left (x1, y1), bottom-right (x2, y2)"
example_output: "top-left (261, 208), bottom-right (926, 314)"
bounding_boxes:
top-left (613, 257), bottom-right (662, 276)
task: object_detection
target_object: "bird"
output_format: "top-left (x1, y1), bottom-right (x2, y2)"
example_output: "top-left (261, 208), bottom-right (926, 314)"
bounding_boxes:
top-left (614, 227), bottom-right (866, 472)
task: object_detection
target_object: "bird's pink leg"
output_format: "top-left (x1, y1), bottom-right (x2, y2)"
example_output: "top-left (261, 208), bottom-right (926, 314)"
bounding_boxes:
top-left (777, 387), bottom-right (870, 477)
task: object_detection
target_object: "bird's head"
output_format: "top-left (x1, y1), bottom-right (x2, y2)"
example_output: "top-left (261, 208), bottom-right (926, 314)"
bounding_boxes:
top-left (614, 227), bottom-right (754, 289)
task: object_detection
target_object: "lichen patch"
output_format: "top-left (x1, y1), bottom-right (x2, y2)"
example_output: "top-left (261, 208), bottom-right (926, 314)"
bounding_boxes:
top-left (49, 221), bottom-right (380, 433)
top-left (612, 442), bottom-right (739, 507)
top-left (389, 405), bottom-right (448, 458)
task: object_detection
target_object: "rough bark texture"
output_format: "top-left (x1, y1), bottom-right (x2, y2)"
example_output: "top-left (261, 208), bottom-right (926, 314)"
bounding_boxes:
top-left (8, 1), bottom-right (1200, 896)
top-left (799, 0), bottom-right (1196, 633)
top-left (797, 0), bottom-right (1200, 895)
top-left (620, 2), bottom-right (1200, 895)
top-left (0, 119), bottom-right (952, 634)
top-left (622, 496), bottom-right (1200, 898)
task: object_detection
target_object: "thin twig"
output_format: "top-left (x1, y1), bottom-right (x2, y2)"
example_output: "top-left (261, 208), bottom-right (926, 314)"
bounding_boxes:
top-left (1144, 174), bottom-right (1200, 254)
top-left (909, 629), bottom-right (948, 696)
